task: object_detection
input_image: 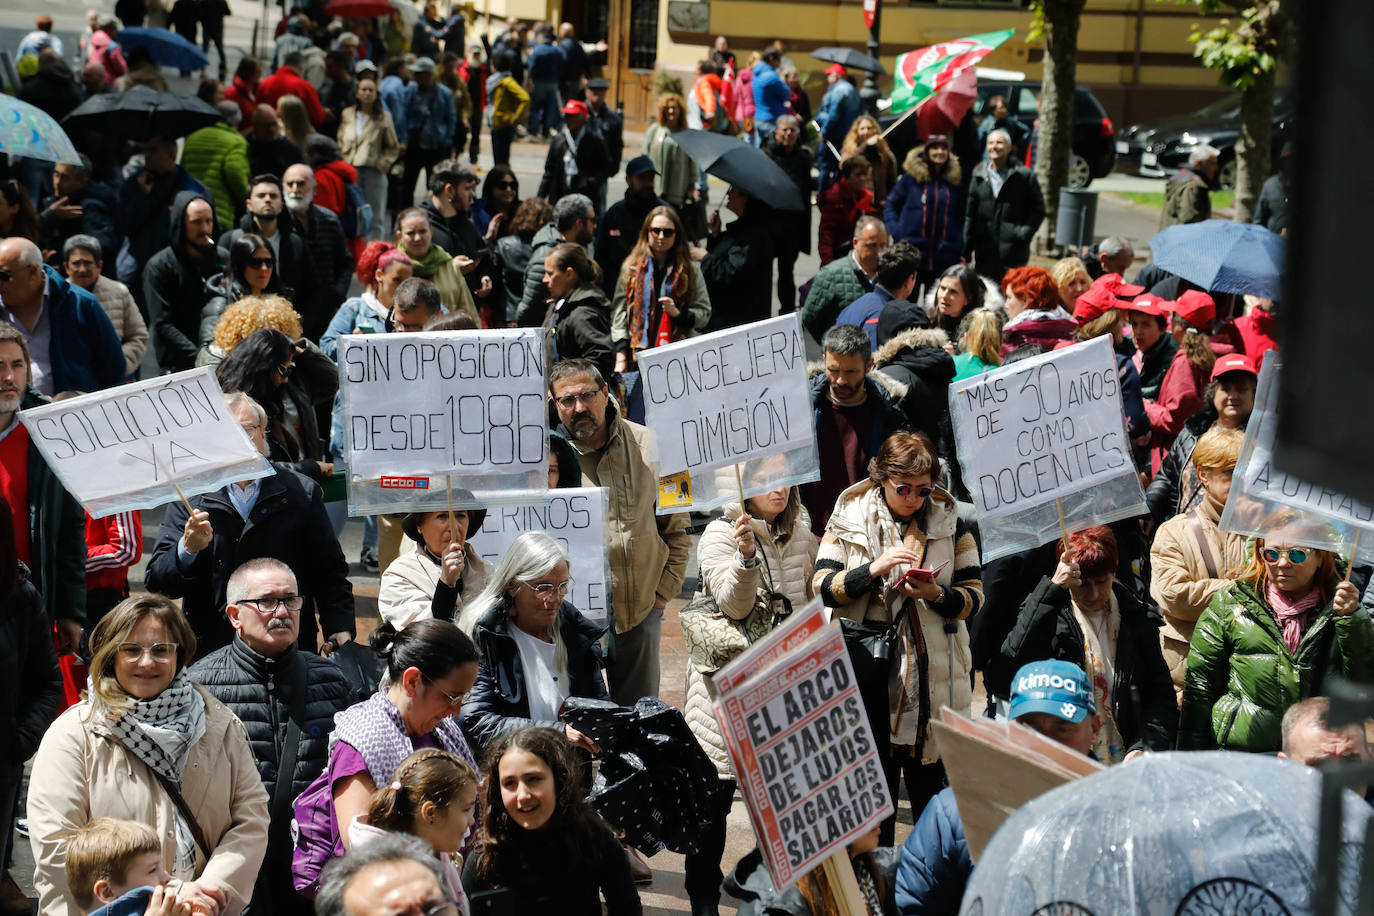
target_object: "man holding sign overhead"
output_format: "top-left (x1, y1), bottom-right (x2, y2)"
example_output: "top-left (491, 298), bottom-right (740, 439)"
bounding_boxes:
top-left (549, 358), bottom-right (689, 705)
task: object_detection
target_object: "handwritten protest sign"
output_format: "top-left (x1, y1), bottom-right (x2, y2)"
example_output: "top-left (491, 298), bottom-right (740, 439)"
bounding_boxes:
top-left (949, 336), bottom-right (1147, 561)
top-left (339, 329), bottom-right (549, 513)
top-left (1221, 358), bottom-right (1374, 564)
top-left (636, 314), bottom-right (819, 514)
top-left (713, 620), bottom-right (893, 890)
top-left (18, 367), bottom-right (272, 517)
top-left (472, 488), bottom-right (610, 620)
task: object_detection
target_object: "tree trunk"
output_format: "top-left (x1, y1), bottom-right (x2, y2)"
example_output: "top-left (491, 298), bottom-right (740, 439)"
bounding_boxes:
top-left (1233, 64), bottom-right (1274, 222)
top-left (1036, 0), bottom-right (1087, 249)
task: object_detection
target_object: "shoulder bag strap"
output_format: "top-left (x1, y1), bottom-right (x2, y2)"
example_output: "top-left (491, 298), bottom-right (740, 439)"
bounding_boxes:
top-left (271, 657), bottom-right (309, 826)
top-left (1186, 509), bottom-right (1222, 580)
top-left (150, 768), bottom-right (213, 861)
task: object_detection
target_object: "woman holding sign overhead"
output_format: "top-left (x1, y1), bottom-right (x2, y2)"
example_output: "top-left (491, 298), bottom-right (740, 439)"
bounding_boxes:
top-left (813, 431), bottom-right (983, 844)
top-left (379, 509), bottom-right (493, 630)
top-left (685, 483), bottom-right (816, 914)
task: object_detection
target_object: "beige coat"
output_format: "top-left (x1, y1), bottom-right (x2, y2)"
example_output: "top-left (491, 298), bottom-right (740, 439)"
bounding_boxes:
top-left (338, 104), bottom-right (401, 173)
top-left (1149, 498), bottom-right (1248, 696)
top-left (378, 543), bottom-right (492, 629)
top-left (567, 408), bottom-right (691, 633)
top-left (686, 493), bottom-right (818, 778)
top-left (91, 274), bottom-right (149, 376)
top-left (28, 686), bottom-right (270, 916)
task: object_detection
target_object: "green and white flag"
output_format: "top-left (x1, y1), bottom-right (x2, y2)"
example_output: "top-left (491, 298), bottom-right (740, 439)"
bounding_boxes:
top-left (889, 30), bottom-right (1015, 114)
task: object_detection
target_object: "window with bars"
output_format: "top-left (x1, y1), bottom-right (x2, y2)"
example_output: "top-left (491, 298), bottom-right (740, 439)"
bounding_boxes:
top-left (628, 0), bottom-right (659, 70)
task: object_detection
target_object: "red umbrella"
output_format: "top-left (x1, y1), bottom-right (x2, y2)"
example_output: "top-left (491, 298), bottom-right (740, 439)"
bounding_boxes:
top-left (324, 0), bottom-right (394, 18)
top-left (917, 66), bottom-right (978, 139)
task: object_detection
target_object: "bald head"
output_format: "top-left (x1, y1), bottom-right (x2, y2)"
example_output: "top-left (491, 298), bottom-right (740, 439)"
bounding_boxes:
top-left (252, 104), bottom-right (280, 139)
top-left (0, 238), bottom-right (47, 311)
top-left (558, 21), bottom-right (574, 38)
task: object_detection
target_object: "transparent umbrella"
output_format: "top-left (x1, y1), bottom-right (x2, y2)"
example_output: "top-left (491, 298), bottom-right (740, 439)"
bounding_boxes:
top-left (960, 751), bottom-right (1370, 915)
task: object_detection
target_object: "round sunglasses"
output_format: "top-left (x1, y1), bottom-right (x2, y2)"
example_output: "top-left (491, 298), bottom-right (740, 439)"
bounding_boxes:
top-left (1262, 547), bottom-right (1309, 565)
top-left (892, 483), bottom-right (934, 499)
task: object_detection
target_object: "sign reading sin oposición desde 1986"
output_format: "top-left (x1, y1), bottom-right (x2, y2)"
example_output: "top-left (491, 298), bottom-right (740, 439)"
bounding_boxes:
top-left (714, 621), bottom-right (893, 889)
top-left (952, 336), bottom-right (1133, 519)
top-left (339, 329), bottom-right (548, 480)
top-left (635, 314), bottom-right (811, 477)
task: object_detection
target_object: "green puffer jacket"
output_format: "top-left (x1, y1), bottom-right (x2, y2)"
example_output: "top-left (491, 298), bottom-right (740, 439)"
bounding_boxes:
top-left (179, 122), bottom-right (251, 232)
top-left (1178, 576), bottom-right (1374, 752)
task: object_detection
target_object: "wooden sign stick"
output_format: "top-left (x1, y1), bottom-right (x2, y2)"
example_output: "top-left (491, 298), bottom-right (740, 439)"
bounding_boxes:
top-left (446, 474), bottom-right (457, 538)
top-left (1344, 529), bottom-right (1362, 584)
top-left (816, 850), bottom-right (867, 916)
top-left (1055, 496), bottom-right (1071, 545)
top-left (152, 449), bottom-right (194, 514)
top-left (735, 462), bottom-right (747, 510)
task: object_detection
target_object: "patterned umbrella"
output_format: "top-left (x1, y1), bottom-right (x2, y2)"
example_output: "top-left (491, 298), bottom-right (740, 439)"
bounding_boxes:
top-left (1148, 219), bottom-right (1286, 299)
top-left (0, 95), bottom-right (82, 165)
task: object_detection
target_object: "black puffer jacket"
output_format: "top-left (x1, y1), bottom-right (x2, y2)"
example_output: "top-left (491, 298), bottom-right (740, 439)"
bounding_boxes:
top-left (990, 576), bottom-right (1178, 753)
top-left (550, 283), bottom-right (615, 381)
top-left (871, 325), bottom-right (956, 456)
top-left (188, 637), bottom-right (352, 798)
top-left (0, 564), bottom-right (61, 766)
top-left (459, 600), bottom-right (609, 753)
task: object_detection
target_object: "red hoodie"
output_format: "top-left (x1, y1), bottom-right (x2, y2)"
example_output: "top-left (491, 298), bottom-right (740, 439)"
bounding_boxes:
top-left (817, 181), bottom-right (877, 264)
top-left (1235, 306), bottom-right (1280, 367)
top-left (313, 158), bottom-right (359, 219)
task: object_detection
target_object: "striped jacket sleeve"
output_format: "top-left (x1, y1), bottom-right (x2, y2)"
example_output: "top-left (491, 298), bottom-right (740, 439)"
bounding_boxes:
top-left (812, 530), bottom-right (879, 609)
top-left (85, 511), bottom-right (142, 572)
top-left (927, 517), bottom-right (984, 621)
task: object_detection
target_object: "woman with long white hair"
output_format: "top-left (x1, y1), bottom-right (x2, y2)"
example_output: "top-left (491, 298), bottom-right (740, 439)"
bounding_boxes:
top-left (457, 532), bottom-right (609, 756)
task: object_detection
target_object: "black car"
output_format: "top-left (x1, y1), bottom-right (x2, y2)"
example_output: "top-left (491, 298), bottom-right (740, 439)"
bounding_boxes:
top-left (880, 79), bottom-right (1116, 189)
top-left (1116, 88), bottom-right (1293, 189)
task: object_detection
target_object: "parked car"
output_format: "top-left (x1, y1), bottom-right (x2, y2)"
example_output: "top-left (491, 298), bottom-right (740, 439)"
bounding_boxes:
top-left (880, 79), bottom-right (1116, 190)
top-left (1116, 88), bottom-right (1293, 189)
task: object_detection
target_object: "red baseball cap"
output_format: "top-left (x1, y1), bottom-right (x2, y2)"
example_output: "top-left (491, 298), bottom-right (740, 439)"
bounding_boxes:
top-left (1210, 352), bottom-right (1256, 381)
top-left (1073, 284), bottom-right (1119, 323)
top-left (1123, 293), bottom-right (1170, 316)
top-left (825, 63), bottom-right (846, 77)
top-left (1090, 272), bottom-right (1145, 301)
top-left (561, 100), bottom-right (589, 116)
top-left (1164, 289), bottom-right (1217, 327)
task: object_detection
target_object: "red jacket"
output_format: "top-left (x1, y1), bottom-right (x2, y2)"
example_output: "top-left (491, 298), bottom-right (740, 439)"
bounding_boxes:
top-left (817, 182), bottom-right (876, 264)
top-left (1147, 348), bottom-right (1209, 471)
top-left (257, 65), bottom-right (327, 126)
top-left (225, 75), bottom-right (258, 129)
top-left (85, 509), bottom-right (142, 591)
top-left (313, 158), bottom-right (358, 218)
top-left (1235, 307), bottom-right (1279, 368)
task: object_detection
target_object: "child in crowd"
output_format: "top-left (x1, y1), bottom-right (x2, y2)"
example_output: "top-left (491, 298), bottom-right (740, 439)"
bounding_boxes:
top-left (348, 748), bottom-right (479, 912)
top-left (65, 818), bottom-right (184, 916)
top-left (462, 727), bottom-right (641, 915)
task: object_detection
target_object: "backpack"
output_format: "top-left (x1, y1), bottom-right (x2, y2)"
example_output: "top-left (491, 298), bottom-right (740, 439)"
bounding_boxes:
top-left (339, 180), bottom-right (372, 239)
top-left (289, 762), bottom-right (345, 899)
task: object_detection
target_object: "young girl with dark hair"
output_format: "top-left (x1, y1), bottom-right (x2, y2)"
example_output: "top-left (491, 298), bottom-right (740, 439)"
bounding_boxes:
top-left (462, 727), bottom-right (641, 915)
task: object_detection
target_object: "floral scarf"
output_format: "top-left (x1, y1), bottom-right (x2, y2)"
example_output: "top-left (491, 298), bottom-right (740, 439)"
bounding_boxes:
top-left (104, 670), bottom-right (207, 872)
top-left (1071, 595), bottom-right (1123, 764)
top-left (626, 255), bottom-right (687, 352)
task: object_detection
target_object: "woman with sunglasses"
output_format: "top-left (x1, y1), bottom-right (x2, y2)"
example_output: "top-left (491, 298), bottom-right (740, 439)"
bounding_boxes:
top-left (610, 206), bottom-right (710, 379)
top-left (457, 532), bottom-right (608, 757)
top-left (200, 233), bottom-right (286, 347)
top-left (217, 327), bottom-right (337, 483)
top-left (813, 431), bottom-right (982, 843)
top-left (380, 508), bottom-right (493, 631)
top-left (474, 165), bottom-right (520, 241)
top-left (991, 525), bottom-right (1177, 764)
top-left (28, 594), bottom-right (269, 916)
top-left (1179, 534), bottom-right (1374, 753)
top-left (329, 620), bottom-right (480, 852)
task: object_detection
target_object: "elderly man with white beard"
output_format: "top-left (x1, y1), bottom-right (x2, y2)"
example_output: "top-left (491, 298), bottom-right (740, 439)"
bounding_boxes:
top-left (282, 163), bottom-right (354, 340)
top-left (189, 555), bottom-right (353, 916)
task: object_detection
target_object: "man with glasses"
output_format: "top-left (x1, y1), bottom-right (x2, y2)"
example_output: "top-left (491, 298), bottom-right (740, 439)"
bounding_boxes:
top-left (517, 193), bottom-right (595, 326)
top-left (593, 155), bottom-right (666, 296)
top-left (548, 358), bottom-right (689, 708)
top-left (316, 834), bottom-right (455, 916)
top-left (146, 391), bottom-right (356, 659)
top-left (190, 556), bottom-right (353, 915)
top-left (0, 236), bottom-right (124, 396)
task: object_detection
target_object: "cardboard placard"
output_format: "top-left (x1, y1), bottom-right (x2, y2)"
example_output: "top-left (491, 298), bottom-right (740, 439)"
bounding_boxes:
top-left (472, 487), bottom-right (611, 620)
top-left (18, 367), bottom-right (272, 517)
top-left (949, 336), bottom-right (1148, 561)
top-left (338, 329), bottom-right (548, 490)
top-left (713, 620), bottom-right (894, 890)
top-left (636, 314), bottom-right (819, 513)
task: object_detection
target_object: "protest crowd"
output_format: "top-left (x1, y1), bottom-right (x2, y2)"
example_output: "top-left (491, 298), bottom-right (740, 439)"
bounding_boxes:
top-left (0, 3), bottom-right (1359, 916)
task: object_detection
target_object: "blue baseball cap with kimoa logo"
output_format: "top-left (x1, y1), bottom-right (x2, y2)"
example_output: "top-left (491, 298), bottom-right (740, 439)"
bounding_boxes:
top-left (1009, 660), bottom-right (1095, 724)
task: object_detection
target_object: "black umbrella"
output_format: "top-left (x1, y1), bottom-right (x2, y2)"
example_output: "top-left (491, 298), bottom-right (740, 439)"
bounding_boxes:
top-left (63, 86), bottom-right (221, 140)
top-left (810, 46), bottom-right (886, 75)
top-left (669, 129), bottom-right (804, 211)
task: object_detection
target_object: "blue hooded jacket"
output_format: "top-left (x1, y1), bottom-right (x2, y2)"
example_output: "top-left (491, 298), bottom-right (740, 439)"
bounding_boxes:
top-left (895, 787), bottom-right (972, 914)
top-left (25, 264), bottom-right (125, 393)
top-left (751, 62), bottom-right (790, 124)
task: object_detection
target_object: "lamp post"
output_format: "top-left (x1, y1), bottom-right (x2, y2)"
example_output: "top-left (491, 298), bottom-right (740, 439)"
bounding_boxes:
top-left (860, 0), bottom-right (881, 115)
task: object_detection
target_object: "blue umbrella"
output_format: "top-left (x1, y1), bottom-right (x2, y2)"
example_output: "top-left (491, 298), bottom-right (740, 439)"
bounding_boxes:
top-left (116, 27), bottom-right (209, 72)
top-left (1147, 218), bottom-right (1285, 300)
top-left (0, 95), bottom-right (81, 165)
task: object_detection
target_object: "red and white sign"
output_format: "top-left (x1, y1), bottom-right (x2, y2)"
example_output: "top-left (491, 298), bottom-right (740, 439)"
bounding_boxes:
top-left (380, 476), bottom-right (431, 489)
top-left (713, 619), bottom-right (893, 889)
top-left (862, 0), bottom-right (878, 30)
